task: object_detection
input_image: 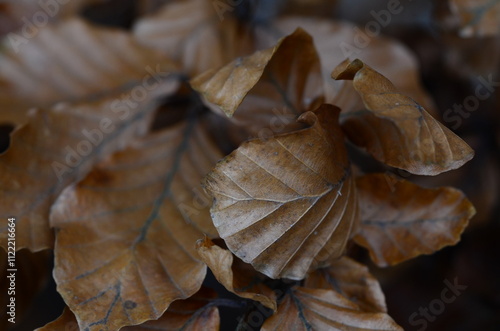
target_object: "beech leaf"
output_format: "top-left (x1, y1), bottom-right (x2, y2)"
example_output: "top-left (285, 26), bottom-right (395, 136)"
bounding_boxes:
top-left (304, 256), bottom-right (387, 313)
top-left (332, 58), bottom-right (474, 176)
top-left (203, 104), bottom-right (358, 280)
top-left (0, 79), bottom-right (175, 252)
top-left (50, 117), bottom-right (222, 330)
top-left (0, 18), bottom-right (176, 125)
top-left (38, 288), bottom-right (220, 331)
top-left (354, 173), bottom-right (476, 267)
top-left (134, 0), bottom-right (253, 76)
top-left (261, 287), bottom-right (402, 331)
top-left (191, 28), bottom-right (324, 136)
top-left (196, 237), bottom-right (277, 311)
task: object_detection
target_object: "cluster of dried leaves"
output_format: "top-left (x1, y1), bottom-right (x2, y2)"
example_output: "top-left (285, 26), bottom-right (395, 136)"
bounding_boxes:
top-left (0, 0), bottom-right (482, 330)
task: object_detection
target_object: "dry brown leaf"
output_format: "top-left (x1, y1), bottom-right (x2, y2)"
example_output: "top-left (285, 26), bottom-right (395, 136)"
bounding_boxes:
top-left (0, 79), bottom-right (175, 252)
top-left (0, 18), bottom-right (176, 125)
top-left (332, 58), bottom-right (474, 176)
top-left (123, 287), bottom-right (220, 331)
top-left (353, 173), bottom-right (475, 267)
top-left (0, 1), bottom-right (106, 36)
top-left (196, 237), bottom-right (277, 311)
top-left (261, 287), bottom-right (403, 331)
top-left (134, 0), bottom-right (254, 76)
top-left (38, 288), bottom-right (220, 331)
top-left (191, 28), bottom-right (324, 136)
top-left (449, 0), bottom-right (500, 37)
top-left (255, 16), bottom-right (438, 116)
top-left (304, 256), bottom-right (387, 313)
top-left (203, 104), bottom-right (358, 280)
top-left (50, 116), bottom-right (222, 330)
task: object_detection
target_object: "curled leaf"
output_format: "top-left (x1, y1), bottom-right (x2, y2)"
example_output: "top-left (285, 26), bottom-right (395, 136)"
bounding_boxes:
top-left (304, 256), bottom-right (387, 313)
top-left (354, 173), bottom-right (475, 267)
top-left (261, 287), bottom-right (403, 331)
top-left (204, 104), bottom-right (358, 280)
top-left (191, 28), bottom-right (323, 136)
top-left (50, 117), bottom-right (222, 330)
top-left (196, 237), bottom-right (277, 311)
top-left (332, 58), bottom-right (474, 176)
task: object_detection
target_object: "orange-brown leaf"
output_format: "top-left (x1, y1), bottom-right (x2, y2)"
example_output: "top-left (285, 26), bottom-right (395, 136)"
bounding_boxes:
top-left (449, 0), bottom-right (500, 37)
top-left (261, 287), bottom-right (402, 331)
top-left (304, 256), bottom-right (387, 313)
top-left (134, 0), bottom-right (253, 76)
top-left (196, 237), bottom-right (276, 311)
top-left (191, 28), bottom-right (324, 136)
top-left (0, 18), bottom-right (176, 125)
top-left (0, 80), bottom-right (175, 252)
top-left (38, 288), bottom-right (220, 331)
top-left (354, 173), bottom-right (475, 267)
top-left (50, 117), bottom-right (222, 330)
top-left (332, 58), bottom-right (474, 176)
top-left (204, 104), bottom-right (358, 280)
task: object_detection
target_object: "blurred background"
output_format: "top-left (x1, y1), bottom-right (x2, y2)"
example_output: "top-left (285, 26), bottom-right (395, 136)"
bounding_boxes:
top-left (0, 0), bottom-right (499, 330)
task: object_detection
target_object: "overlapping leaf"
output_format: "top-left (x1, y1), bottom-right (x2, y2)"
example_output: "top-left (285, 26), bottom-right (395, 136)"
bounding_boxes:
top-left (134, 0), bottom-right (254, 77)
top-left (0, 78), bottom-right (176, 251)
top-left (0, 18), bottom-right (176, 125)
top-left (304, 256), bottom-right (387, 313)
top-left (332, 58), bottom-right (474, 176)
top-left (261, 287), bottom-right (402, 330)
top-left (50, 115), bottom-right (223, 330)
top-left (38, 288), bottom-right (220, 331)
top-left (196, 237), bottom-right (276, 310)
top-left (255, 17), bottom-right (437, 115)
top-left (191, 28), bottom-right (324, 136)
top-left (204, 105), bottom-right (358, 280)
top-left (354, 173), bottom-right (475, 267)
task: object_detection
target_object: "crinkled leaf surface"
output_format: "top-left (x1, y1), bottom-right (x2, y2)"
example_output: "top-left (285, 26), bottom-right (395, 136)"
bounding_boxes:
top-left (50, 116), bottom-right (223, 330)
top-left (0, 18), bottom-right (176, 125)
top-left (304, 256), bottom-right (387, 313)
top-left (354, 173), bottom-right (475, 267)
top-left (191, 28), bottom-right (324, 136)
top-left (0, 78), bottom-right (175, 251)
top-left (204, 105), bottom-right (358, 280)
top-left (261, 287), bottom-right (402, 331)
top-left (255, 17), bottom-right (437, 115)
top-left (196, 237), bottom-right (276, 310)
top-left (332, 58), bottom-right (474, 176)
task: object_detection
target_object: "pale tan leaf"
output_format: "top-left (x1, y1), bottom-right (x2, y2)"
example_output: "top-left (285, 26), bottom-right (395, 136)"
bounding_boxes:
top-left (354, 173), bottom-right (475, 267)
top-left (255, 16), bottom-right (437, 116)
top-left (191, 28), bottom-right (324, 137)
top-left (304, 256), bottom-right (387, 313)
top-left (134, 0), bottom-right (254, 76)
top-left (332, 58), bottom-right (474, 176)
top-left (0, 76), bottom-right (176, 252)
top-left (203, 104), bottom-right (358, 280)
top-left (261, 287), bottom-right (403, 331)
top-left (196, 237), bottom-right (276, 311)
top-left (0, 18), bottom-right (176, 125)
top-left (50, 116), bottom-right (222, 330)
